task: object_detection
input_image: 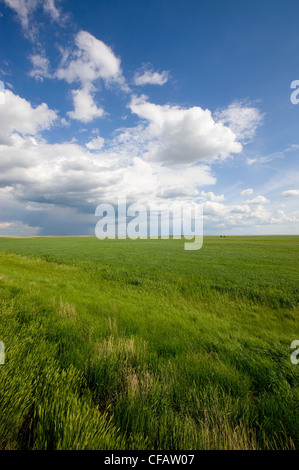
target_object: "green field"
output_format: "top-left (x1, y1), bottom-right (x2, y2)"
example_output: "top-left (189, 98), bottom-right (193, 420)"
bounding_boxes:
top-left (0, 236), bottom-right (298, 450)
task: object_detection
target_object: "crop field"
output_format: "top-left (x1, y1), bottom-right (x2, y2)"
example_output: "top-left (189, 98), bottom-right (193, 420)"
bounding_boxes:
top-left (0, 236), bottom-right (298, 450)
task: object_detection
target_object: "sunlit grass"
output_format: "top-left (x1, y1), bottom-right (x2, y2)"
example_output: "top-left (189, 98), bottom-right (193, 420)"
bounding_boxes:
top-left (0, 236), bottom-right (298, 449)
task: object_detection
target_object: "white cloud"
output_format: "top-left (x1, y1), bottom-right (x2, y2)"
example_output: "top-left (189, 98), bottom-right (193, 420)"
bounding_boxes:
top-left (281, 189), bottom-right (299, 198)
top-left (0, 220), bottom-right (41, 236)
top-left (86, 135), bottom-right (105, 150)
top-left (0, 89), bottom-right (215, 214)
top-left (0, 79), bottom-right (295, 234)
top-left (27, 32), bottom-right (124, 122)
top-left (246, 158), bottom-right (258, 165)
top-left (200, 191), bottom-right (225, 202)
top-left (56, 30), bottom-right (125, 87)
top-left (67, 85), bottom-right (105, 123)
top-left (0, 89), bottom-right (57, 145)
top-left (215, 100), bottom-right (264, 143)
top-left (54, 31), bottom-right (128, 122)
top-left (0, 89), bottom-right (217, 215)
top-left (244, 195), bottom-right (270, 205)
top-left (246, 144), bottom-right (299, 166)
top-left (134, 66), bottom-right (169, 86)
top-left (0, 138), bottom-right (215, 212)
top-left (203, 198), bottom-right (297, 230)
top-left (230, 204), bottom-right (251, 214)
top-left (204, 201), bottom-right (230, 217)
top-left (281, 189), bottom-right (299, 197)
top-left (241, 188), bottom-right (253, 196)
top-left (127, 95), bottom-right (242, 165)
top-left (3, 0), bottom-right (38, 30)
top-left (29, 54), bottom-right (52, 80)
top-left (1, 123), bottom-right (298, 235)
top-left (3, 0), bottom-right (62, 38)
top-left (43, 0), bottom-right (60, 21)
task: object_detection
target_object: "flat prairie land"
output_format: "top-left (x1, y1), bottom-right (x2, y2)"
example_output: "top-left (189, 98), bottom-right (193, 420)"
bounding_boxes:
top-left (0, 236), bottom-right (298, 450)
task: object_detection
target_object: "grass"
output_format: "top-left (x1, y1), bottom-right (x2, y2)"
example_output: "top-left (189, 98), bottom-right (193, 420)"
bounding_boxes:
top-left (0, 235), bottom-right (298, 450)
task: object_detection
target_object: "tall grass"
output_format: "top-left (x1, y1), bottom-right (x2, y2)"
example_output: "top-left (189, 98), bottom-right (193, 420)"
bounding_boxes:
top-left (0, 236), bottom-right (298, 449)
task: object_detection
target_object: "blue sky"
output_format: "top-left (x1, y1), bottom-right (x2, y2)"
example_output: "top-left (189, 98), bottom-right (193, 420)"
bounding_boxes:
top-left (0, 0), bottom-right (299, 235)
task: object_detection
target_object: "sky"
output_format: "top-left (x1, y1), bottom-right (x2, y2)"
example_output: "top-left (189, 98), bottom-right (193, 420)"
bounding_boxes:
top-left (0, 0), bottom-right (299, 236)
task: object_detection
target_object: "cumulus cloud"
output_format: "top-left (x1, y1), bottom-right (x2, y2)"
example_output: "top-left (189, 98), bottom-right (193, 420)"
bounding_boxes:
top-left (200, 189), bottom-right (295, 232)
top-left (281, 189), bottom-right (299, 198)
top-left (0, 89), bottom-right (57, 145)
top-left (241, 188), bottom-right (254, 196)
top-left (200, 191), bottom-right (225, 202)
top-left (0, 220), bottom-right (41, 236)
top-left (0, 89), bottom-right (217, 221)
top-left (0, 71), bottom-right (290, 235)
top-left (203, 198), bottom-right (297, 229)
top-left (244, 195), bottom-right (270, 205)
top-left (0, 3), bottom-right (294, 236)
top-left (127, 95), bottom-right (242, 165)
top-left (29, 31), bottom-right (127, 123)
top-left (54, 31), bottom-right (128, 122)
top-left (215, 100), bottom-right (264, 143)
top-left (67, 85), bottom-right (105, 123)
top-left (56, 30), bottom-right (125, 87)
top-left (1, 117), bottom-right (298, 234)
top-left (0, 138), bottom-right (215, 213)
top-left (86, 135), bottom-right (105, 150)
top-left (134, 65), bottom-right (169, 86)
